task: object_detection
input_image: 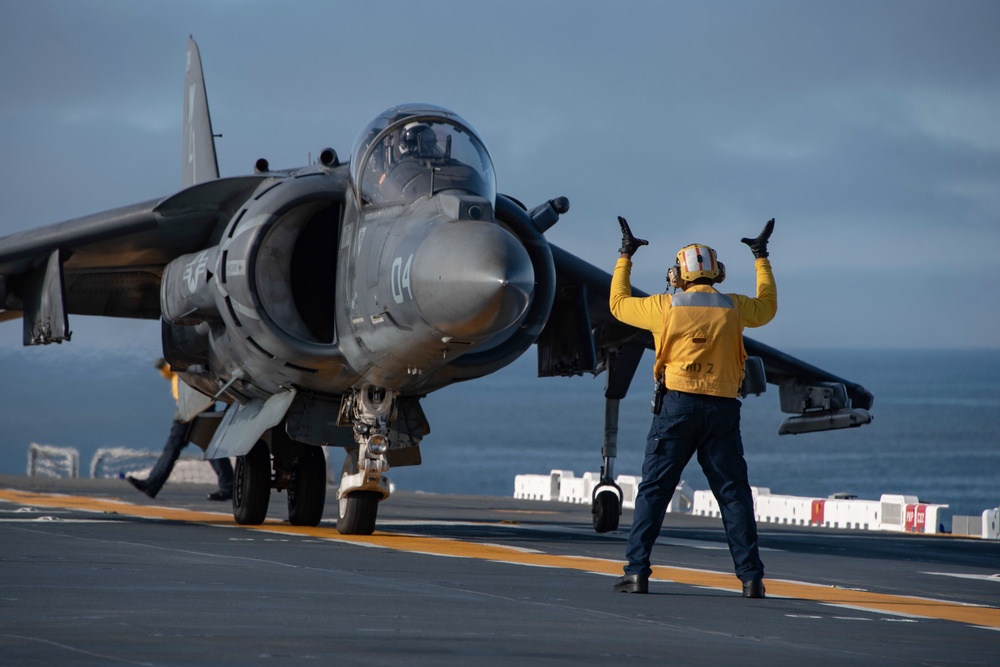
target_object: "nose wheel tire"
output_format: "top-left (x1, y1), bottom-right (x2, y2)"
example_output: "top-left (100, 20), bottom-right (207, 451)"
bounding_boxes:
top-left (592, 489), bottom-right (621, 533)
top-left (233, 440), bottom-right (271, 525)
top-left (335, 450), bottom-right (382, 535)
top-left (287, 447), bottom-right (327, 527)
top-left (337, 491), bottom-right (379, 535)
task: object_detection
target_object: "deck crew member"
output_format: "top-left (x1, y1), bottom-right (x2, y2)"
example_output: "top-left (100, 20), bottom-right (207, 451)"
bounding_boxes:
top-left (127, 359), bottom-right (233, 501)
top-left (609, 217), bottom-right (776, 598)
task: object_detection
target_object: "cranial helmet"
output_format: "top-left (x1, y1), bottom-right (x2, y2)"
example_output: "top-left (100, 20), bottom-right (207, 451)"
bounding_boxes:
top-left (667, 244), bottom-right (725, 287)
top-left (400, 123), bottom-right (436, 157)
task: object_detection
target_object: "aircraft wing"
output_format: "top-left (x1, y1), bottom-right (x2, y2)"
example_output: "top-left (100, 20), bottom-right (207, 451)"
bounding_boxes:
top-left (543, 243), bottom-right (874, 433)
top-left (548, 244), bottom-right (652, 347)
top-left (0, 176), bottom-right (266, 342)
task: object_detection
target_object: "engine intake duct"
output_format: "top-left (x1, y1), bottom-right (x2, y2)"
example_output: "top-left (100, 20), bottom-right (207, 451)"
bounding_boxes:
top-left (253, 200), bottom-right (341, 345)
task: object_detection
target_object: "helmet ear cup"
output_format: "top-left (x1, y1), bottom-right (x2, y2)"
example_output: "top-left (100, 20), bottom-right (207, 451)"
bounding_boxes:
top-left (716, 261), bottom-right (725, 284)
top-left (667, 264), bottom-right (682, 289)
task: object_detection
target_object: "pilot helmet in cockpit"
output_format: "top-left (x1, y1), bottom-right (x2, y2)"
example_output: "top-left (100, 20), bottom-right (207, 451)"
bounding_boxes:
top-left (398, 123), bottom-right (440, 160)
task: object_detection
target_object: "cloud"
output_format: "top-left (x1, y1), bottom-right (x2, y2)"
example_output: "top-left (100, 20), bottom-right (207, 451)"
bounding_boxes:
top-left (713, 133), bottom-right (825, 162)
top-left (901, 89), bottom-right (1000, 152)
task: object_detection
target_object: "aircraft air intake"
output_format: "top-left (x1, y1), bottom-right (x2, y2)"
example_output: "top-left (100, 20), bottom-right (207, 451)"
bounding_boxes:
top-left (410, 221), bottom-right (533, 340)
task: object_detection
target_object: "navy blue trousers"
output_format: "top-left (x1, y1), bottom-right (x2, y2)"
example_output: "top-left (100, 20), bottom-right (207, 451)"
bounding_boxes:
top-left (146, 419), bottom-right (233, 495)
top-left (624, 390), bottom-right (763, 583)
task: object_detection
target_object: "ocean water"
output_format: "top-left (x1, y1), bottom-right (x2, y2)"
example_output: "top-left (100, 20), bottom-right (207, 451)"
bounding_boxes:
top-left (405, 348), bottom-right (1000, 517)
top-left (2, 347), bottom-right (997, 517)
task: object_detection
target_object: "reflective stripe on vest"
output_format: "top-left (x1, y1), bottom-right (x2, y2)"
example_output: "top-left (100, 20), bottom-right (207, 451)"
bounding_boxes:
top-left (671, 291), bottom-right (733, 309)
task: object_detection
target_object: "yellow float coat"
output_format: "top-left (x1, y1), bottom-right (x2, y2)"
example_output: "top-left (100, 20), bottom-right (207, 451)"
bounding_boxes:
top-left (609, 257), bottom-right (777, 398)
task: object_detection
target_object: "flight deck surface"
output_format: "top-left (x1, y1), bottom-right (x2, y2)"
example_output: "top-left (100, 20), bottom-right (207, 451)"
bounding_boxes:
top-left (1, 475), bottom-right (998, 666)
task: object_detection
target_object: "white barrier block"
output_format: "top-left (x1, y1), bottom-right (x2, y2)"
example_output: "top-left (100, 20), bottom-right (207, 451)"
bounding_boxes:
top-left (982, 509), bottom-right (999, 540)
top-left (616, 475), bottom-right (641, 509)
top-left (666, 480), bottom-right (694, 514)
top-left (550, 469), bottom-right (574, 500)
top-left (513, 474), bottom-right (555, 501)
top-left (558, 473), bottom-right (592, 504)
top-left (851, 500), bottom-right (882, 530)
top-left (822, 499), bottom-right (848, 529)
top-left (755, 494), bottom-right (814, 526)
top-left (879, 494), bottom-right (919, 532)
top-left (920, 504), bottom-right (951, 535)
top-left (692, 487), bottom-right (766, 519)
top-left (899, 502), bottom-right (951, 534)
top-left (823, 499), bottom-right (881, 530)
top-left (692, 489), bottom-right (720, 517)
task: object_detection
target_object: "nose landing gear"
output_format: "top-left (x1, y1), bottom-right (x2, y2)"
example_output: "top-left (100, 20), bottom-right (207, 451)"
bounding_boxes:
top-left (335, 385), bottom-right (395, 535)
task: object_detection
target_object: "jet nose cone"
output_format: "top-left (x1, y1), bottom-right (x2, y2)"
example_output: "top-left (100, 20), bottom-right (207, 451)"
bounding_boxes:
top-left (411, 222), bottom-right (534, 339)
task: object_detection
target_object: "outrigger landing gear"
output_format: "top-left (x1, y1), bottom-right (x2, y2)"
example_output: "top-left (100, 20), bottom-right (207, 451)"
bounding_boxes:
top-left (591, 343), bottom-right (645, 534)
top-left (335, 385), bottom-right (395, 535)
top-left (592, 397), bottom-right (623, 533)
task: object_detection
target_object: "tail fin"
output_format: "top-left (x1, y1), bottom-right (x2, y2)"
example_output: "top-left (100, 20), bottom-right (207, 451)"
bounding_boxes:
top-left (182, 37), bottom-right (220, 187)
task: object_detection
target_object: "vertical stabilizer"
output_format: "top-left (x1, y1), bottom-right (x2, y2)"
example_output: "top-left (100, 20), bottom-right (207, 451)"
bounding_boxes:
top-left (183, 37), bottom-right (220, 187)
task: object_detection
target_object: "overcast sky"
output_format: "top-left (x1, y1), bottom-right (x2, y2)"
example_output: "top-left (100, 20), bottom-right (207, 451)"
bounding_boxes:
top-left (1, 0), bottom-right (998, 354)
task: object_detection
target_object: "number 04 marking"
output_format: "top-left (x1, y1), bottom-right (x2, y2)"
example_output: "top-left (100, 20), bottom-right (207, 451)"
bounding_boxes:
top-left (391, 254), bottom-right (414, 304)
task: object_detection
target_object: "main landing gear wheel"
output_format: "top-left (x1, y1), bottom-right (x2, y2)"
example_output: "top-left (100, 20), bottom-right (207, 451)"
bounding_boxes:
top-left (233, 440), bottom-right (271, 525)
top-left (592, 490), bottom-right (621, 533)
top-left (287, 447), bottom-right (327, 527)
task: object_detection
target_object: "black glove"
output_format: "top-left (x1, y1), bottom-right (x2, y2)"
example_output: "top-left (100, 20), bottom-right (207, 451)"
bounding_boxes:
top-left (617, 216), bottom-right (648, 256)
top-left (741, 218), bottom-right (775, 259)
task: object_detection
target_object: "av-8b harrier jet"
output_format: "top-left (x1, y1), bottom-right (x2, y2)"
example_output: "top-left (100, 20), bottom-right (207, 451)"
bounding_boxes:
top-left (0, 39), bottom-right (872, 535)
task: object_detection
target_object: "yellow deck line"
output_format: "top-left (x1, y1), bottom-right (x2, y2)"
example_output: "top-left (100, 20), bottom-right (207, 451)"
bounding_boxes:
top-left (3, 487), bottom-right (997, 629)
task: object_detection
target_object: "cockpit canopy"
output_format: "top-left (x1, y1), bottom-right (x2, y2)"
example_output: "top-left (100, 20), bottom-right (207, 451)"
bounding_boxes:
top-left (350, 104), bottom-right (496, 208)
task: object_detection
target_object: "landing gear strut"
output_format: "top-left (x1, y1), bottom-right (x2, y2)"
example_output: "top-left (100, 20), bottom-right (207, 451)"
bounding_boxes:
top-left (592, 397), bottom-right (623, 533)
top-left (335, 385), bottom-right (395, 535)
top-left (591, 343), bottom-right (644, 534)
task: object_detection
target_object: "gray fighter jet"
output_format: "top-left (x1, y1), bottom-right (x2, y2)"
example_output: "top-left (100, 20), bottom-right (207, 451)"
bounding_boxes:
top-left (0, 39), bottom-right (872, 534)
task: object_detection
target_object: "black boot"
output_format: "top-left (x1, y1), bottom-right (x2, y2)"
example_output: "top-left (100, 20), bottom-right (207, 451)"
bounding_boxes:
top-left (126, 476), bottom-right (157, 499)
top-left (742, 578), bottom-right (766, 598)
top-left (612, 574), bottom-right (649, 594)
